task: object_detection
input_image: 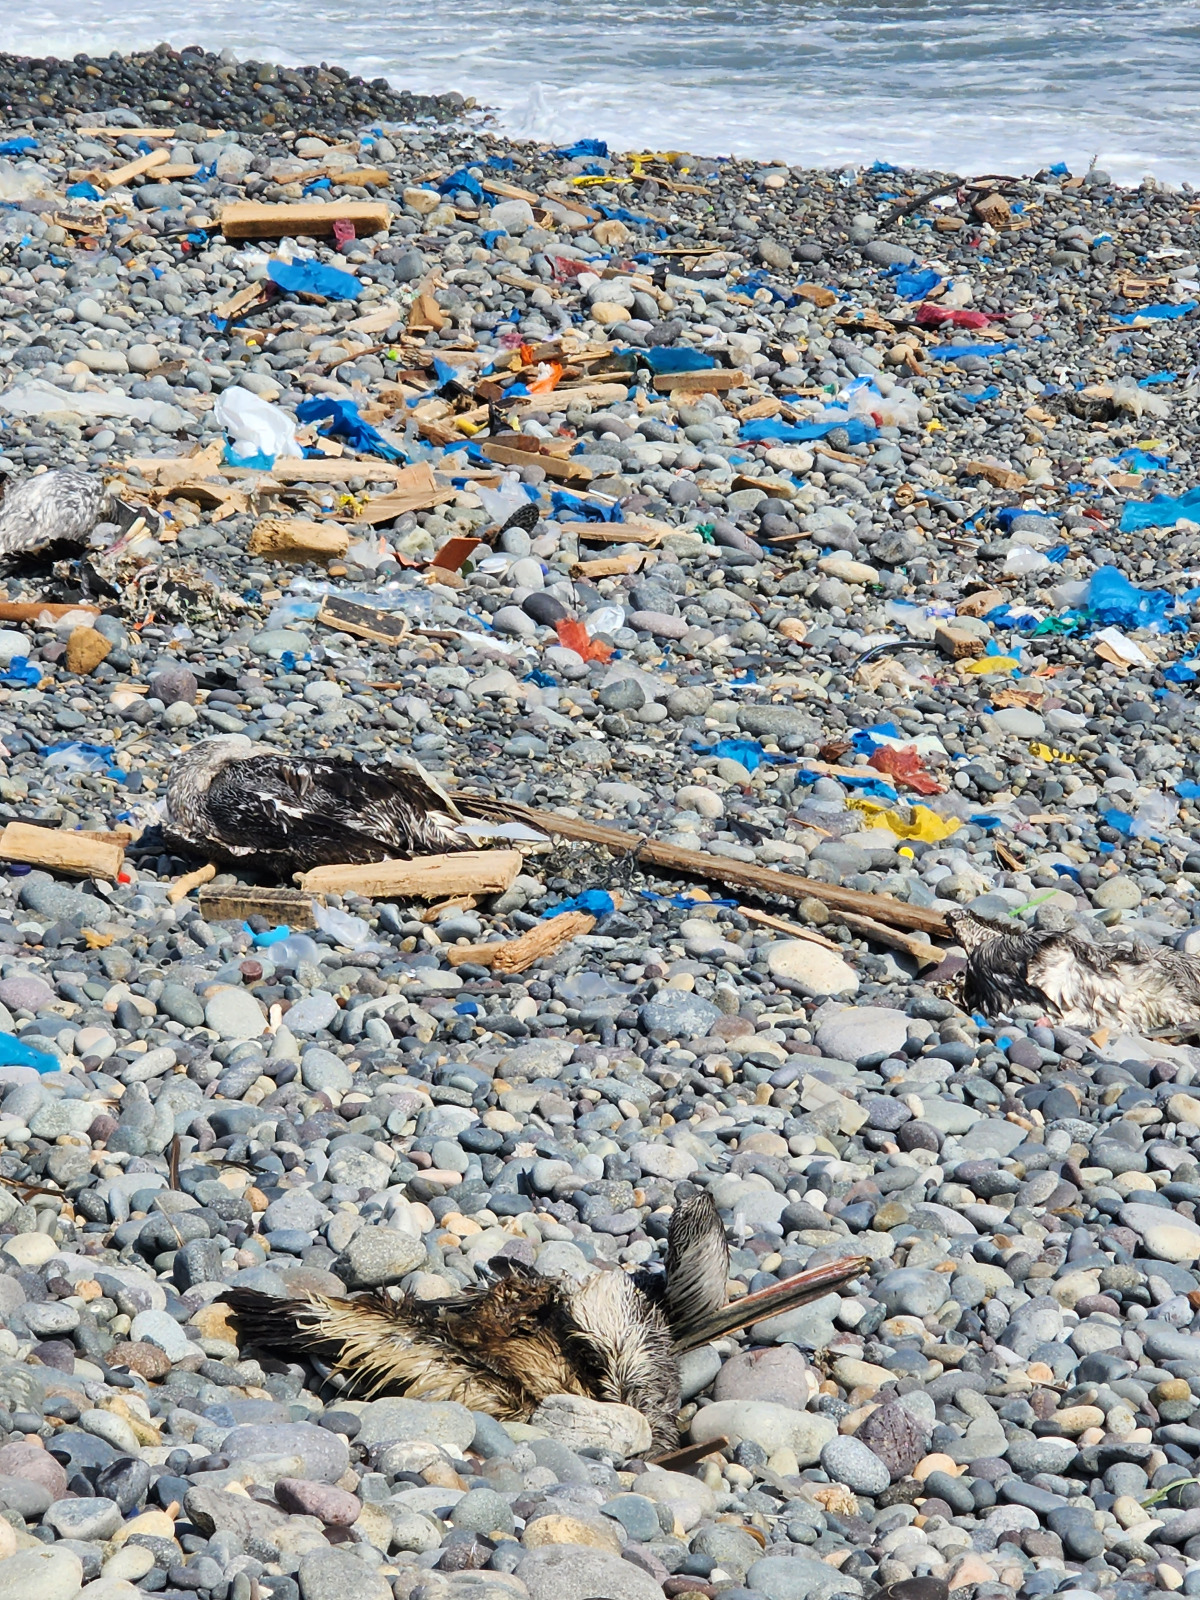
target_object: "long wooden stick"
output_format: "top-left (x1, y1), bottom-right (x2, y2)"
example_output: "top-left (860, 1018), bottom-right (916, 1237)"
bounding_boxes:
top-left (167, 862), bottom-right (217, 905)
top-left (452, 797), bottom-right (950, 939)
top-left (446, 910), bottom-right (596, 973)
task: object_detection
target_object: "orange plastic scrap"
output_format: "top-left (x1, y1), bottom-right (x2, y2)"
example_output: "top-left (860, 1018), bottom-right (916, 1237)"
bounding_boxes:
top-left (868, 744), bottom-right (943, 796)
top-left (555, 617), bottom-right (612, 662)
top-left (527, 362), bottom-right (563, 395)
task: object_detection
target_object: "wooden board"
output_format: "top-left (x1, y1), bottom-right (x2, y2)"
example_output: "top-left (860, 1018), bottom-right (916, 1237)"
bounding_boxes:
top-left (445, 911), bottom-right (596, 974)
top-left (479, 442), bottom-right (592, 484)
top-left (198, 884), bottom-right (317, 928)
top-left (248, 519), bottom-right (352, 561)
top-left (652, 369), bottom-right (749, 393)
top-left (264, 460), bottom-right (411, 485)
top-left (318, 596), bottom-right (413, 646)
top-left (0, 821), bottom-right (122, 882)
top-left (220, 200), bottom-right (390, 240)
top-left (0, 601), bottom-right (100, 623)
top-left (353, 462), bottom-right (458, 523)
top-left (299, 850), bottom-right (522, 900)
top-left (95, 148), bottom-right (169, 190)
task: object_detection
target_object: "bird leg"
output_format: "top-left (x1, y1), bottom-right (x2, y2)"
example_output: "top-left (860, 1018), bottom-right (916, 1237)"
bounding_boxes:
top-left (672, 1253), bottom-right (870, 1351)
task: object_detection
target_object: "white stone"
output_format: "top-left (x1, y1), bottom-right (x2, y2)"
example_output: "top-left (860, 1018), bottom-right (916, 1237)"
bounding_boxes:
top-left (766, 941), bottom-right (858, 998)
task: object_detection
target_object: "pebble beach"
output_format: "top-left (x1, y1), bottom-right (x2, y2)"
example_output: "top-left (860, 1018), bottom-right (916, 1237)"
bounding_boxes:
top-left (1, 37), bottom-right (1200, 1600)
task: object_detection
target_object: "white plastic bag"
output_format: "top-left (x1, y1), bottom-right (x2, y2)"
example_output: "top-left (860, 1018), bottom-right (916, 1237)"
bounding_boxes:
top-left (476, 470), bottom-right (530, 524)
top-left (1003, 545), bottom-right (1050, 577)
top-left (213, 385), bottom-right (303, 463)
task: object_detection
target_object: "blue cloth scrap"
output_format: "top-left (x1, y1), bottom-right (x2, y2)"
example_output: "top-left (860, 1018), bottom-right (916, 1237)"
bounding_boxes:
top-left (555, 140), bottom-right (609, 159)
top-left (295, 397), bottom-right (403, 462)
top-left (1113, 302), bottom-right (1197, 324)
top-left (540, 889), bottom-right (615, 918)
top-left (268, 258), bottom-right (362, 301)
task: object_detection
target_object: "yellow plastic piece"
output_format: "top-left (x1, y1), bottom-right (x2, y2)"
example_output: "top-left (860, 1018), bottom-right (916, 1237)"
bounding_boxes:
top-left (1029, 742), bottom-right (1078, 763)
top-left (963, 655), bottom-right (1020, 674)
top-left (846, 798), bottom-right (964, 842)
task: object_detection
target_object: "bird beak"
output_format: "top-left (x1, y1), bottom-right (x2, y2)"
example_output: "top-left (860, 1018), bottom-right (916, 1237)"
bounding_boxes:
top-left (672, 1254), bottom-right (870, 1351)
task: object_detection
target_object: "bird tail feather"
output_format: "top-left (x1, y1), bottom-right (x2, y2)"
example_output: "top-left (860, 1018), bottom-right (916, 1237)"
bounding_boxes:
top-left (672, 1253), bottom-right (869, 1350)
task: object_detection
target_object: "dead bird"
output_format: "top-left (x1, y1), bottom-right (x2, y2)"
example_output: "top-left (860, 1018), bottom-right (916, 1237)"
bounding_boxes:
top-left (224, 1192), bottom-right (868, 1455)
top-left (162, 736), bottom-right (469, 878)
top-left (949, 905), bottom-right (1200, 1033)
top-left (0, 469), bottom-right (128, 558)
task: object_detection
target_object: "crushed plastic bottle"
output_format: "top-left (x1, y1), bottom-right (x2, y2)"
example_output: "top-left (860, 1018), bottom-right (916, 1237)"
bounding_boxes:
top-left (267, 933), bottom-right (323, 970)
top-left (312, 902), bottom-right (385, 952)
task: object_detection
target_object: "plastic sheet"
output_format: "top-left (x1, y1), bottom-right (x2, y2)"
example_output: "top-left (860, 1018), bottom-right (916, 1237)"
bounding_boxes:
top-left (868, 744), bottom-right (943, 794)
top-left (846, 798), bottom-right (964, 841)
top-left (964, 655), bottom-right (1020, 674)
top-left (0, 658), bottom-right (40, 687)
top-left (436, 168), bottom-right (484, 202)
top-left (915, 304), bottom-right (993, 329)
top-left (1083, 564), bottom-right (1176, 631)
top-left (1120, 486), bottom-right (1200, 533)
top-left (0, 1033), bottom-right (58, 1073)
top-left (555, 140), bottom-right (609, 160)
top-left (267, 934), bottom-right (322, 969)
top-left (893, 268), bottom-right (941, 300)
top-left (41, 741), bottom-right (124, 780)
top-left (740, 416), bottom-right (878, 446)
top-left (312, 902), bottom-right (385, 952)
top-left (295, 397), bottom-right (404, 463)
top-left (1113, 302), bottom-right (1197, 324)
top-left (214, 385), bottom-right (303, 465)
top-left (66, 181), bottom-right (102, 201)
top-left (556, 617), bottom-right (612, 662)
top-left (550, 490), bottom-right (624, 522)
top-left (931, 342), bottom-right (1019, 361)
top-left (267, 258), bottom-right (362, 301)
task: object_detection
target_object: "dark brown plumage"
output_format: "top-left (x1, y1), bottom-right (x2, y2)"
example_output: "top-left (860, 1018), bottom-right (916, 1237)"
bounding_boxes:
top-left (162, 736), bottom-right (469, 877)
top-left (950, 906), bottom-right (1200, 1032)
top-left (224, 1192), bottom-right (867, 1455)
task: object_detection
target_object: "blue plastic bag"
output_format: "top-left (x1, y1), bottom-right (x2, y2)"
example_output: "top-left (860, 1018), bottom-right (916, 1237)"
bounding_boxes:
top-left (615, 347), bottom-right (714, 374)
top-left (1116, 447), bottom-right (1171, 472)
top-left (540, 889), bottom-right (614, 918)
top-left (692, 738), bottom-right (799, 773)
top-left (268, 259), bottom-right (362, 301)
top-left (0, 657), bottom-right (40, 687)
top-left (740, 416), bottom-right (878, 446)
top-left (41, 741), bottom-right (125, 781)
top-left (893, 268), bottom-right (941, 300)
top-left (1113, 302), bottom-right (1197, 324)
top-left (1120, 486), bottom-right (1200, 533)
top-left (437, 168), bottom-right (485, 202)
top-left (550, 490), bottom-right (623, 523)
top-left (0, 138), bottom-right (36, 156)
top-left (0, 1033), bottom-right (58, 1074)
top-left (295, 397), bottom-right (403, 462)
top-left (1084, 565), bottom-right (1175, 631)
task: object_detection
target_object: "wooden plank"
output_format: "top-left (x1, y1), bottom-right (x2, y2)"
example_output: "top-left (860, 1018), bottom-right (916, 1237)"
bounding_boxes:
top-left (318, 596), bottom-right (412, 646)
top-left (326, 168), bottom-right (391, 187)
top-left (267, 460), bottom-right (411, 485)
top-left (248, 519), bottom-right (351, 561)
top-left (167, 862), bottom-right (217, 905)
top-left (558, 520), bottom-right (666, 547)
top-left (220, 200), bottom-right (390, 240)
top-left (78, 126), bottom-right (180, 138)
top-left (453, 798), bottom-right (951, 938)
top-left (446, 911), bottom-right (596, 974)
top-left (352, 462), bottom-right (457, 523)
top-left (479, 442), bottom-right (591, 483)
top-left (0, 821), bottom-right (123, 883)
top-left (570, 552), bottom-right (649, 579)
top-left (299, 850), bottom-right (523, 901)
top-left (0, 601), bottom-right (99, 623)
top-left (652, 369), bottom-right (748, 393)
top-left (198, 884), bottom-right (317, 928)
top-left (481, 178), bottom-right (541, 204)
top-left (95, 148), bottom-right (169, 190)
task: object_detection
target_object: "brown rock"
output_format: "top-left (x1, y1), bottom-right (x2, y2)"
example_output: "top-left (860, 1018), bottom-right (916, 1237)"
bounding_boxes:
top-left (855, 1400), bottom-right (929, 1481)
top-left (0, 1441), bottom-right (67, 1499)
top-left (65, 627), bottom-right (112, 675)
top-left (109, 1340), bottom-right (172, 1380)
top-left (274, 1478), bottom-right (362, 1527)
top-left (934, 624), bottom-right (985, 661)
top-left (522, 1513), bottom-right (623, 1553)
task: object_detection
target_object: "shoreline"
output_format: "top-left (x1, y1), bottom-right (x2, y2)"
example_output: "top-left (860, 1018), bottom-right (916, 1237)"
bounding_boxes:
top-left (0, 37), bottom-right (1195, 1600)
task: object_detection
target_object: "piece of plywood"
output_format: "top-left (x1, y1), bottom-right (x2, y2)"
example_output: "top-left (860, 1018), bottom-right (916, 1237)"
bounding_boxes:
top-left (317, 596), bottom-right (413, 646)
top-left (248, 518), bottom-right (352, 561)
top-left (198, 884), bottom-right (317, 928)
top-left (220, 200), bottom-right (390, 240)
top-left (0, 821), bottom-right (123, 882)
top-left (353, 462), bottom-right (458, 524)
top-left (299, 850), bottom-right (522, 901)
top-left (651, 369), bottom-right (748, 393)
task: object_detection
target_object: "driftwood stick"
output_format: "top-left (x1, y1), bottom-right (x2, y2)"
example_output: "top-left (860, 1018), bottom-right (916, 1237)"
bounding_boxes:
top-left (167, 862), bottom-right (217, 905)
top-left (452, 797), bottom-right (950, 939)
top-left (446, 911), bottom-right (596, 974)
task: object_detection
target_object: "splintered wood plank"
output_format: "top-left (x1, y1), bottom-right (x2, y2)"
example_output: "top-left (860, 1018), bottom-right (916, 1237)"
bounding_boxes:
top-left (220, 200), bottom-right (390, 239)
top-left (198, 884), bottom-right (317, 927)
top-left (0, 821), bottom-right (123, 882)
top-left (248, 519), bottom-right (352, 561)
top-left (299, 850), bottom-right (522, 900)
top-left (94, 148), bottom-right (169, 190)
top-left (478, 442), bottom-right (592, 483)
top-left (446, 911), bottom-right (596, 973)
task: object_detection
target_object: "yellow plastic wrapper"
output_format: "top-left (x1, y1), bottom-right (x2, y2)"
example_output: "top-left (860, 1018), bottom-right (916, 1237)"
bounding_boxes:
top-left (847, 798), bottom-right (965, 842)
top-left (963, 655), bottom-right (1020, 674)
top-left (1029, 742), bottom-right (1078, 763)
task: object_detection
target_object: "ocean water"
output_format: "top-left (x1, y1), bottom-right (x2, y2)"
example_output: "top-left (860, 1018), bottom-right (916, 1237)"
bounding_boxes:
top-left (7, 0), bottom-right (1200, 184)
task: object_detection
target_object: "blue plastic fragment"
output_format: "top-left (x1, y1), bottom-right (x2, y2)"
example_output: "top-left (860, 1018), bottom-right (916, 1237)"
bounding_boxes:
top-left (692, 738), bottom-right (799, 773)
top-left (0, 1033), bottom-right (58, 1074)
top-left (540, 889), bottom-right (615, 918)
top-left (0, 657), bottom-right (40, 687)
top-left (1120, 486), bottom-right (1200, 533)
top-left (66, 181), bottom-right (102, 201)
top-left (1113, 302), bottom-right (1197, 323)
top-left (740, 417), bottom-right (878, 445)
top-left (0, 138), bottom-right (36, 155)
top-left (223, 444), bottom-right (276, 471)
top-left (1178, 781), bottom-right (1200, 799)
top-left (550, 490), bottom-right (623, 522)
top-left (244, 924), bottom-right (292, 946)
top-left (893, 268), bottom-right (941, 300)
top-left (436, 167), bottom-right (485, 202)
top-left (1139, 371), bottom-right (1178, 386)
top-left (555, 140), bottom-right (609, 159)
top-left (296, 397), bottom-right (403, 462)
top-left (267, 258), bottom-right (362, 301)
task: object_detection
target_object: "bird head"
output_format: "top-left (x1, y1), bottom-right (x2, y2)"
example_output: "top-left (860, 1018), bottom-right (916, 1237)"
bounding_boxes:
top-left (947, 906), bottom-right (1018, 951)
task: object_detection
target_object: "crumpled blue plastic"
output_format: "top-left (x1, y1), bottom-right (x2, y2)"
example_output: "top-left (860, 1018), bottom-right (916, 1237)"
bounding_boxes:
top-left (1101, 808), bottom-right (1136, 837)
top-left (1178, 781), bottom-right (1200, 799)
top-left (615, 346), bottom-right (714, 373)
top-left (540, 889), bottom-right (615, 918)
top-left (871, 159), bottom-right (900, 173)
top-left (0, 657), bottom-right (40, 687)
top-left (1120, 486), bottom-right (1200, 533)
top-left (594, 204), bottom-right (648, 225)
top-left (0, 138), bottom-right (36, 156)
top-left (959, 386), bottom-right (1000, 405)
top-left (1165, 660), bottom-right (1199, 684)
top-left (267, 258), bottom-right (362, 301)
top-left (797, 771), bottom-right (900, 801)
top-left (995, 506), bottom-right (1052, 530)
top-left (932, 343), bottom-right (1019, 360)
top-left (639, 889), bottom-right (738, 909)
top-left (295, 397), bottom-right (403, 462)
top-left (556, 140), bottom-right (609, 159)
top-left (740, 417), bottom-right (878, 445)
top-left (893, 268), bottom-right (941, 300)
top-left (1139, 371), bottom-right (1178, 386)
top-left (850, 722), bottom-right (900, 753)
top-left (1113, 302), bottom-right (1197, 324)
top-left (692, 738), bottom-right (799, 772)
top-left (0, 1034), bottom-right (58, 1074)
top-left (66, 181), bottom-right (102, 201)
top-left (1083, 565), bottom-right (1178, 631)
top-left (244, 923), bottom-right (291, 946)
top-left (523, 668), bottom-right (556, 687)
top-left (1049, 162), bottom-right (1070, 175)
top-left (224, 444), bottom-right (276, 471)
top-left (550, 490), bottom-right (623, 522)
top-left (437, 167), bottom-right (485, 202)
top-left (40, 741), bottom-right (125, 781)
top-left (1117, 447), bottom-right (1172, 471)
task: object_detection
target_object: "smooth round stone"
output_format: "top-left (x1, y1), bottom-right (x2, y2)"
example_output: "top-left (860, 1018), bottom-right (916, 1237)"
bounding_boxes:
top-left (638, 988), bottom-right (721, 1038)
top-left (820, 1434), bottom-right (891, 1495)
top-left (602, 1493), bottom-right (659, 1543)
top-left (747, 1554), bottom-right (864, 1600)
top-left (992, 707), bottom-right (1046, 737)
top-left (449, 1486), bottom-right (514, 1536)
top-left (815, 1005), bottom-right (907, 1062)
top-left (875, 1268), bottom-right (950, 1317)
top-left (44, 1497), bottom-right (123, 1541)
top-left (274, 1478), bottom-right (362, 1527)
top-left (1121, 1202), bottom-right (1200, 1262)
top-left (204, 986), bottom-right (267, 1040)
top-left (0, 1547), bottom-right (84, 1600)
top-left (690, 1400), bottom-right (835, 1462)
top-left (523, 591), bottom-right (569, 625)
top-left (287, 994), bottom-right (341, 1035)
top-left (0, 973), bottom-right (53, 1010)
top-left (150, 666), bottom-right (197, 706)
top-left (714, 1345), bottom-right (816, 1409)
top-left (296, 1547), bottom-right (391, 1600)
top-left (767, 941), bottom-right (858, 998)
top-left (157, 983), bottom-right (205, 1027)
top-left (492, 605), bottom-right (537, 638)
top-left (1094, 875), bottom-right (1142, 910)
